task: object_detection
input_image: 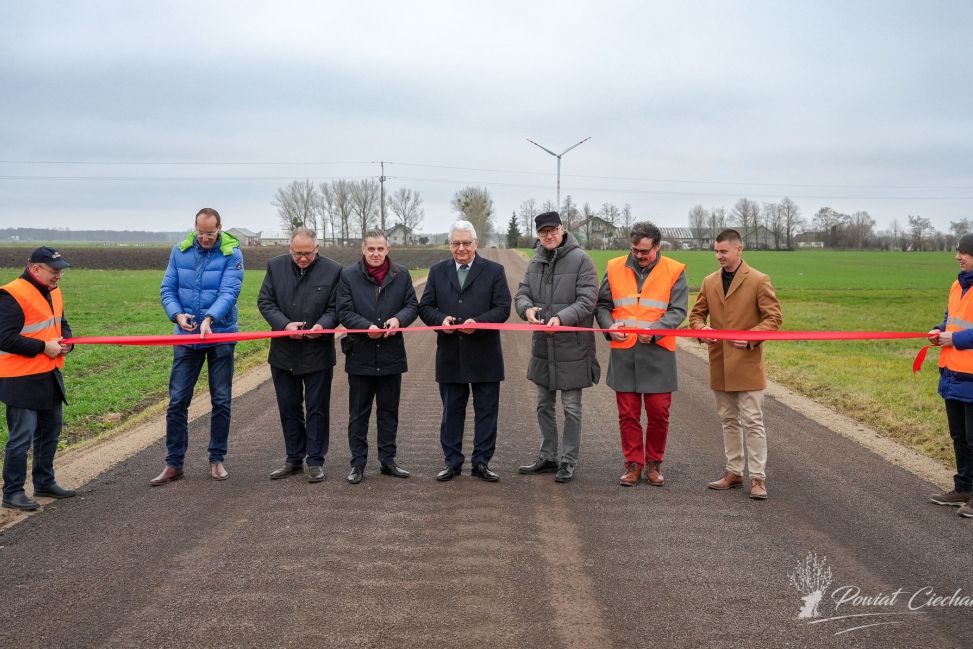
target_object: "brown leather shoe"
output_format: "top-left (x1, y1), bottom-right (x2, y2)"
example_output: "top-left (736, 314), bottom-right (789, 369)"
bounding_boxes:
top-left (645, 461), bottom-right (664, 486)
top-left (210, 462), bottom-right (229, 481)
top-left (619, 462), bottom-right (641, 487)
top-left (707, 471), bottom-right (743, 490)
top-left (150, 465), bottom-right (184, 487)
top-left (749, 477), bottom-right (768, 500)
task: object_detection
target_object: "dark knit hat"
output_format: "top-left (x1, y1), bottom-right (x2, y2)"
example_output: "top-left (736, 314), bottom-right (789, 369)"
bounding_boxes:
top-left (958, 234), bottom-right (973, 255)
top-left (535, 211), bottom-right (561, 231)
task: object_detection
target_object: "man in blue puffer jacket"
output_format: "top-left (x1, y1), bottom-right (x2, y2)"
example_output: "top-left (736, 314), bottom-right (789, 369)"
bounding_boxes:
top-left (151, 207), bottom-right (244, 486)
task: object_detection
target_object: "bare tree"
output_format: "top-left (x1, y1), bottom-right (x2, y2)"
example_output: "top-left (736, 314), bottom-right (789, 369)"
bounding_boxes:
top-left (388, 187), bottom-right (425, 236)
top-left (519, 198), bottom-right (538, 236)
top-left (762, 202), bottom-right (782, 249)
top-left (451, 185), bottom-right (495, 238)
top-left (580, 202), bottom-right (596, 247)
top-left (318, 182), bottom-right (340, 245)
top-left (813, 207), bottom-right (844, 248)
top-left (848, 210), bottom-right (875, 249)
top-left (541, 199), bottom-right (557, 213)
top-left (272, 179), bottom-right (319, 233)
top-left (350, 179), bottom-right (381, 240)
top-left (732, 198), bottom-right (760, 248)
top-left (560, 194), bottom-right (580, 232)
top-left (707, 206), bottom-right (728, 235)
top-left (620, 203), bottom-right (634, 230)
top-left (779, 197), bottom-right (802, 250)
top-left (908, 214), bottom-right (933, 251)
top-left (688, 204), bottom-right (708, 249)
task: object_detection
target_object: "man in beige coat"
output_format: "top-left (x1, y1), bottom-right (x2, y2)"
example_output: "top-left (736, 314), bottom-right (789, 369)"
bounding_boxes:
top-left (689, 229), bottom-right (782, 499)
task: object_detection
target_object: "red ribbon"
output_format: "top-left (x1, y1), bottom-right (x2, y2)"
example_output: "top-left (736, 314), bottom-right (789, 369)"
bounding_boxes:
top-left (62, 324), bottom-right (936, 372)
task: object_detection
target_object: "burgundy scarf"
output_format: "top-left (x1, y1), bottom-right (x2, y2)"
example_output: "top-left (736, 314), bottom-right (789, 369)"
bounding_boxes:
top-left (365, 257), bottom-right (390, 285)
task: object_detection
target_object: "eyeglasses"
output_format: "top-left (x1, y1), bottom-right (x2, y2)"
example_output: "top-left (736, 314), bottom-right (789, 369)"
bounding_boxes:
top-left (449, 240), bottom-right (476, 248)
top-left (538, 228), bottom-right (561, 237)
top-left (290, 249), bottom-right (317, 259)
top-left (196, 229), bottom-right (220, 239)
top-left (38, 264), bottom-right (65, 276)
top-left (630, 246), bottom-right (655, 257)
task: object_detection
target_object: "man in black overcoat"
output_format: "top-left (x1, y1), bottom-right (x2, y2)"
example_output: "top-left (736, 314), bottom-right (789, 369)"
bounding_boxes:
top-left (418, 220), bottom-right (511, 482)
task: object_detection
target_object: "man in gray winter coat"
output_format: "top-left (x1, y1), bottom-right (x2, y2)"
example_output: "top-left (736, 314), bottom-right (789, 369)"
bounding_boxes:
top-left (515, 211), bottom-right (600, 483)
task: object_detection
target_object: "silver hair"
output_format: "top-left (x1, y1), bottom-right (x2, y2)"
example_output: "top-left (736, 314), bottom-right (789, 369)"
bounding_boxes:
top-left (290, 227), bottom-right (318, 243)
top-left (363, 229), bottom-right (388, 243)
top-left (448, 220), bottom-right (477, 241)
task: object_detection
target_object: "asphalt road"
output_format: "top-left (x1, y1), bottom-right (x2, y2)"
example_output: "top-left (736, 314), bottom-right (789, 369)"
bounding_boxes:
top-left (1, 249), bottom-right (970, 649)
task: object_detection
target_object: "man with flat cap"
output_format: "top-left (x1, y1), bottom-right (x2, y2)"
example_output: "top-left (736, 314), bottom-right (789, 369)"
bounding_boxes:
top-left (0, 247), bottom-right (76, 511)
top-left (515, 211), bottom-right (600, 483)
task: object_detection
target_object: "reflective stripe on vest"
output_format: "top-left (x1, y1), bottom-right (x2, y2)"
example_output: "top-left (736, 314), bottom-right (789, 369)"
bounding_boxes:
top-left (0, 278), bottom-right (64, 377)
top-left (940, 280), bottom-right (973, 373)
top-left (606, 255), bottom-right (685, 351)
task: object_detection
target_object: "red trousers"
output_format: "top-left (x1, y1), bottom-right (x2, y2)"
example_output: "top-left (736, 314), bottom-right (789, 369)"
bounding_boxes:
top-left (616, 391), bottom-right (671, 466)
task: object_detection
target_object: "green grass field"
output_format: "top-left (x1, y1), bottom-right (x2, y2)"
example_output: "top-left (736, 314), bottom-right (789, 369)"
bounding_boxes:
top-left (567, 249), bottom-right (957, 464)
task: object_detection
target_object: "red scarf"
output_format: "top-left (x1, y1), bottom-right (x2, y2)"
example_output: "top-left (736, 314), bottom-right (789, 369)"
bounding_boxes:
top-left (365, 256), bottom-right (390, 285)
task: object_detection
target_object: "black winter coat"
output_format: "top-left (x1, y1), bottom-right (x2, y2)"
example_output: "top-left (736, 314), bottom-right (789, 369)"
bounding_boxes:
top-left (418, 255), bottom-right (511, 383)
top-left (0, 271), bottom-right (71, 410)
top-left (257, 254), bottom-right (342, 375)
top-left (336, 259), bottom-right (418, 376)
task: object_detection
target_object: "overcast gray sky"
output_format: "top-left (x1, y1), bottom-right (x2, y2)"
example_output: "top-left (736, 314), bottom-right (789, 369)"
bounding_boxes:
top-left (2, 0), bottom-right (971, 235)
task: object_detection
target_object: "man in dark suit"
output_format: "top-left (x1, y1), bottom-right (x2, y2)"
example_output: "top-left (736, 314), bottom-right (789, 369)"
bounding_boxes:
top-left (257, 227), bottom-right (343, 483)
top-left (418, 220), bottom-right (511, 482)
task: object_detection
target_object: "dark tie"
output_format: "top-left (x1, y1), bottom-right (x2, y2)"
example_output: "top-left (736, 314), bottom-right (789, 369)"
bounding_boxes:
top-left (458, 264), bottom-right (469, 288)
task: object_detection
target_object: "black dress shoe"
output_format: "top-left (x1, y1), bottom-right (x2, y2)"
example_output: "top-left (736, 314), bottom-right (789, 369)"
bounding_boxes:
top-left (435, 465), bottom-right (461, 482)
top-left (33, 483), bottom-right (77, 499)
top-left (518, 457), bottom-right (558, 474)
top-left (270, 462), bottom-right (302, 480)
top-left (2, 492), bottom-right (39, 511)
top-left (305, 463), bottom-right (325, 483)
top-left (471, 464), bottom-right (500, 482)
top-left (347, 466), bottom-right (364, 484)
top-left (554, 463), bottom-right (575, 483)
top-left (380, 462), bottom-right (410, 478)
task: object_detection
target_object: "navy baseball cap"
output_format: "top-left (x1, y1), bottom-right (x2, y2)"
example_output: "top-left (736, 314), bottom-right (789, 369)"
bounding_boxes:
top-left (28, 247), bottom-right (71, 270)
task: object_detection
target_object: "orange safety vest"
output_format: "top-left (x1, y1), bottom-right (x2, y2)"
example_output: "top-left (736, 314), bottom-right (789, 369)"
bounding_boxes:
top-left (939, 280), bottom-right (973, 374)
top-left (0, 278), bottom-right (64, 377)
top-left (607, 255), bottom-right (685, 351)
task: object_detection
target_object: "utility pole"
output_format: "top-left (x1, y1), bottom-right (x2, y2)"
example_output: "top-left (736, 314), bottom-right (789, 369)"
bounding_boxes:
top-left (526, 137), bottom-right (591, 213)
top-left (379, 161), bottom-right (386, 231)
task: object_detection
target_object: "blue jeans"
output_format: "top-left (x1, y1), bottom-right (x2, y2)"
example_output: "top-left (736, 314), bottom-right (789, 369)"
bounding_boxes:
top-left (2, 404), bottom-right (63, 498)
top-left (165, 343), bottom-right (235, 468)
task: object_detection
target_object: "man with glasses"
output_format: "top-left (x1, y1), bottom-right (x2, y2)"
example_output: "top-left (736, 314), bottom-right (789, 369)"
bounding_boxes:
top-left (515, 211), bottom-right (600, 483)
top-left (258, 228), bottom-right (342, 483)
top-left (418, 220), bottom-right (511, 482)
top-left (0, 248), bottom-right (75, 511)
top-left (153, 208), bottom-right (244, 485)
top-left (596, 222), bottom-right (688, 487)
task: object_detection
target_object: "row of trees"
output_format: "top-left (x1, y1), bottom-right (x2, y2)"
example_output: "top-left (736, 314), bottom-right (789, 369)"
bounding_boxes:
top-left (272, 179), bottom-right (425, 244)
top-left (686, 198), bottom-right (803, 250)
top-left (273, 181), bottom-right (505, 245)
top-left (688, 198), bottom-right (966, 251)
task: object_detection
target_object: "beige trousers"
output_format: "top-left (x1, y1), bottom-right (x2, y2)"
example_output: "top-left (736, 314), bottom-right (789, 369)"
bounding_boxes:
top-left (713, 390), bottom-right (767, 479)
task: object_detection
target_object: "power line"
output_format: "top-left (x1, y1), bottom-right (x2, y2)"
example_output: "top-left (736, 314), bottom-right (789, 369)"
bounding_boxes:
top-left (1, 158), bottom-right (970, 192)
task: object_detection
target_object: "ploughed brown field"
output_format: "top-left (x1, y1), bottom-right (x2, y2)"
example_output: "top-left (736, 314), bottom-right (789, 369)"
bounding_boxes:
top-left (0, 246), bottom-right (452, 271)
